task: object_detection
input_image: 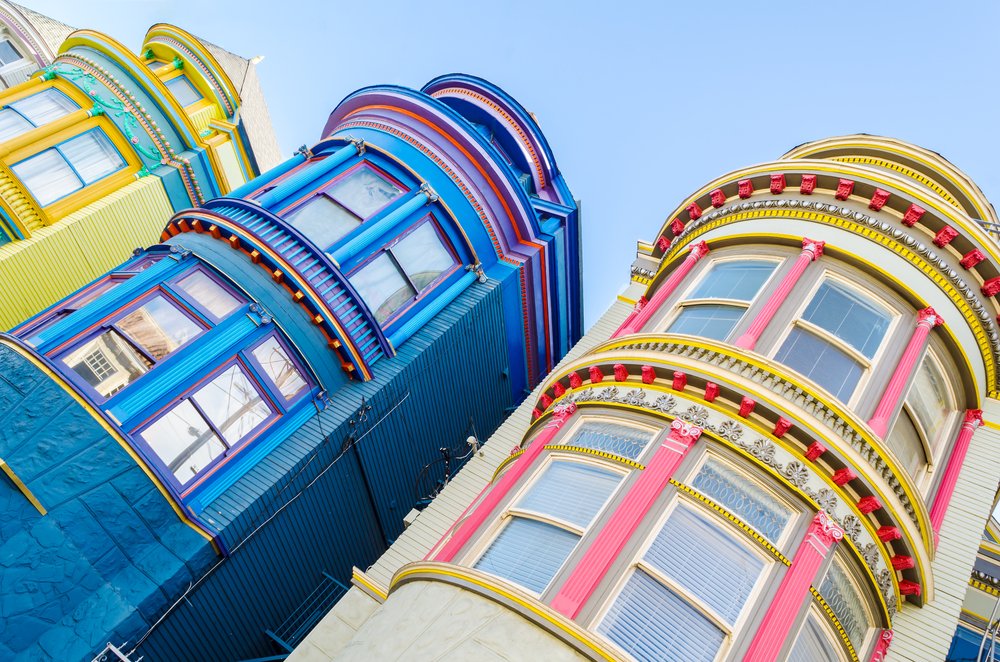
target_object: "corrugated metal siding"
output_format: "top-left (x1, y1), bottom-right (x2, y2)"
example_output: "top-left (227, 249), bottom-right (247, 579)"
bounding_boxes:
top-left (136, 280), bottom-right (517, 661)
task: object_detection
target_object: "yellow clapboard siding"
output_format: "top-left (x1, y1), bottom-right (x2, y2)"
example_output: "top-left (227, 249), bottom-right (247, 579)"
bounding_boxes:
top-left (0, 177), bottom-right (173, 329)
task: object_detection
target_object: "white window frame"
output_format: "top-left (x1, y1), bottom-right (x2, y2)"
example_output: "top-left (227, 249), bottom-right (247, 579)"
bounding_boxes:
top-left (770, 271), bottom-right (901, 408)
top-left (557, 414), bottom-right (661, 462)
top-left (901, 349), bottom-right (958, 478)
top-left (815, 553), bottom-right (879, 658)
top-left (788, 603), bottom-right (854, 662)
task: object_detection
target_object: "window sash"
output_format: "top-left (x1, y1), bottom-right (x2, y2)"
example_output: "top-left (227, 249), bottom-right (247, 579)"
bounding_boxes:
top-left (12, 129), bottom-right (126, 205)
top-left (774, 325), bottom-right (864, 402)
top-left (817, 558), bottom-right (874, 652)
top-left (473, 517), bottom-right (580, 594)
top-left (165, 75), bottom-right (202, 107)
top-left (787, 607), bottom-right (850, 662)
top-left (668, 303), bottom-right (746, 341)
top-left (564, 420), bottom-right (654, 461)
top-left (800, 280), bottom-right (891, 360)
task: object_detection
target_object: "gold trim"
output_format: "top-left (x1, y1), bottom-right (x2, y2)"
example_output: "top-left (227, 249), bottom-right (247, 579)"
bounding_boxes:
top-left (490, 450), bottom-right (524, 483)
top-left (0, 458), bottom-right (46, 515)
top-left (970, 577), bottom-right (1000, 598)
top-left (352, 567), bottom-right (388, 602)
top-left (544, 445), bottom-right (645, 470)
top-left (811, 586), bottom-right (860, 661)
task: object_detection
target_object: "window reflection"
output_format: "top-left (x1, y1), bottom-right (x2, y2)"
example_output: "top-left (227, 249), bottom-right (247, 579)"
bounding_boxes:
top-left (351, 253), bottom-right (415, 324)
top-left (667, 259), bottom-right (776, 341)
top-left (252, 337), bottom-right (307, 399)
top-left (63, 329), bottom-right (152, 398)
top-left (141, 399), bottom-right (226, 484)
top-left (117, 295), bottom-right (201, 360)
top-left (174, 269), bottom-right (243, 319)
top-left (327, 166), bottom-right (402, 218)
top-left (192, 364), bottom-right (270, 445)
top-left (12, 129), bottom-right (127, 205)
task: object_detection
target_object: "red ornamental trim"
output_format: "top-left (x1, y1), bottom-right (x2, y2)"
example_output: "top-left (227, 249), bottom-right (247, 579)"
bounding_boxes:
top-left (966, 408), bottom-right (984, 425)
top-left (869, 188), bottom-right (891, 211)
top-left (832, 467), bottom-right (856, 486)
top-left (569, 372), bottom-right (583, 389)
top-left (588, 366), bottom-right (604, 383)
top-left (669, 418), bottom-right (703, 445)
top-left (540, 393), bottom-right (553, 409)
top-left (613, 364), bottom-right (628, 382)
top-left (984, 277), bottom-right (1000, 297)
top-left (876, 525), bottom-right (902, 542)
top-left (960, 248), bottom-right (986, 269)
top-left (656, 235), bottom-right (671, 252)
top-left (553, 381), bottom-right (566, 397)
top-left (772, 417), bottom-right (792, 437)
top-left (835, 179), bottom-right (854, 201)
top-left (871, 630), bottom-right (893, 662)
top-left (858, 495), bottom-right (883, 514)
top-left (670, 219), bottom-right (685, 236)
top-left (738, 396), bottom-right (755, 417)
top-left (703, 382), bottom-right (719, 402)
top-left (531, 408), bottom-right (542, 420)
top-left (770, 173), bottom-right (786, 194)
top-left (799, 174), bottom-right (817, 194)
top-left (737, 179), bottom-right (754, 199)
top-left (641, 365), bottom-right (655, 384)
top-left (672, 371), bottom-right (687, 391)
top-left (709, 188), bottom-right (726, 207)
top-left (933, 226), bottom-right (958, 248)
top-left (687, 202), bottom-right (702, 220)
top-left (917, 307), bottom-right (945, 327)
top-left (891, 555), bottom-right (915, 571)
top-left (804, 441), bottom-right (826, 462)
top-left (902, 203), bottom-right (926, 227)
top-left (898, 580), bottom-right (921, 596)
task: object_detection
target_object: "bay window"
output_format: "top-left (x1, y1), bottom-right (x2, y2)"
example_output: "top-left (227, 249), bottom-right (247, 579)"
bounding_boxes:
top-left (667, 259), bottom-right (777, 341)
top-left (12, 128), bottom-right (126, 205)
top-left (0, 88), bottom-right (78, 142)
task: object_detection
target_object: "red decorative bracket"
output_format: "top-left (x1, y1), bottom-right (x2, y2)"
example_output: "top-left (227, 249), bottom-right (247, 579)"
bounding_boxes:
top-left (687, 202), bottom-right (702, 220)
top-left (902, 203), bottom-right (925, 227)
top-left (960, 248), bottom-right (986, 269)
top-left (772, 417), bottom-right (792, 438)
top-left (553, 381), bottom-right (566, 397)
top-left (871, 630), bottom-right (893, 662)
top-left (670, 219), bottom-right (685, 236)
top-left (588, 366), bottom-right (604, 383)
top-left (703, 382), bottom-right (719, 402)
top-left (832, 467), bottom-right (857, 486)
top-left (540, 393), bottom-right (553, 409)
top-left (858, 495), bottom-right (883, 514)
top-left (982, 277), bottom-right (1000, 297)
top-left (800, 174), bottom-right (817, 194)
top-left (876, 525), bottom-right (902, 542)
top-left (569, 372), bottom-right (583, 389)
top-left (898, 580), bottom-right (921, 596)
top-left (770, 173), bottom-right (786, 194)
top-left (933, 225), bottom-right (958, 248)
top-left (738, 178), bottom-right (754, 199)
top-left (738, 396), bottom-right (755, 418)
top-left (834, 178), bottom-right (854, 200)
top-left (672, 371), bottom-right (687, 391)
top-left (613, 364), bottom-right (628, 382)
top-left (891, 555), bottom-right (915, 571)
top-left (531, 408), bottom-right (542, 420)
top-left (709, 188), bottom-right (726, 207)
top-left (641, 365), bottom-right (656, 384)
top-left (657, 235), bottom-right (671, 252)
top-left (805, 442), bottom-right (826, 462)
top-left (869, 188), bottom-right (891, 211)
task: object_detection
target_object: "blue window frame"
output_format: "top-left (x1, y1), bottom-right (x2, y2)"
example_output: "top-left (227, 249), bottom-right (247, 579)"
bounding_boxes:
top-left (165, 75), bottom-right (202, 107)
top-left (0, 88), bottom-right (79, 142)
top-left (11, 127), bottom-right (127, 206)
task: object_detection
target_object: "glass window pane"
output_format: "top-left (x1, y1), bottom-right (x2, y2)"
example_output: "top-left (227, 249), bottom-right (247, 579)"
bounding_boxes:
top-left (668, 304), bottom-right (743, 341)
top-left (328, 166), bottom-right (403, 218)
top-left (116, 295), bottom-right (201, 361)
top-left (802, 281), bottom-right (890, 358)
top-left (818, 560), bottom-right (872, 651)
top-left (62, 329), bottom-right (152, 398)
top-left (516, 461), bottom-right (620, 527)
top-left (11, 89), bottom-right (78, 126)
top-left (287, 195), bottom-right (360, 250)
top-left (691, 458), bottom-right (792, 543)
top-left (192, 364), bottom-right (271, 445)
top-left (599, 569), bottom-right (724, 662)
top-left (391, 223), bottom-right (455, 291)
top-left (567, 421), bottom-right (652, 460)
top-left (907, 354), bottom-right (950, 446)
top-left (59, 130), bottom-right (126, 184)
top-left (252, 337), bottom-right (307, 399)
top-left (141, 399), bottom-right (225, 484)
top-left (351, 253), bottom-right (415, 324)
top-left (165, 75), bottom-right (202, 106)
top-left (0, 40), bottom-right (21, 66)
top-left (788, 610), bottom-right (844, 662)
top-left (689, 260), bottom-right (776, 301)
top-left (12, 148), bottom-right (81, 205)
top-left (775, 327), bottom-right (863, 401)
top-left (174, 269), bottom-right (242, 319)
top-left (645, 505), bottom-right (765, 624)
top-left (0, 108), bottom-right (32, 141)
top-left (886, 409), bottom-right (926, 477)
top-left (474, 518), bottom-right (579, 593)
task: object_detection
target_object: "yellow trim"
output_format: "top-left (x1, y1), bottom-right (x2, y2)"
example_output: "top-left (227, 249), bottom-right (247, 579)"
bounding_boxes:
top-left (670, 478), bottom-right (791, 565)
top-left (390, 562), bottom-right (624, 661)
top-left (982, 419), bottom-right (1000, 432)
top-left (828, 155), bottom-right (960, 209)
top-left (544, 445), bottom-right (645, 470)
top-left (811, 586), bottom-right (860, 661)
top-left (352, 567), bottom-right (388, 602)
top-left (0, 338), bottom-right (213, 543)
top-left (490, 450), bottom-right (524, 483)
top-left (0, 458), bottom-right (46, 515)
top-left (657, 214), bottom-right (993, 399)
top-left (616, 294), bottom-right (637, 305)
top-left (970, 577), bottom-right (1000, 597)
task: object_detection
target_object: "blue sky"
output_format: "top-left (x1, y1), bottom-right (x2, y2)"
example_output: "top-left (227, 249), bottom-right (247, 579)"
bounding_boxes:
top-left (29, 0), bottom-right (1000, 328)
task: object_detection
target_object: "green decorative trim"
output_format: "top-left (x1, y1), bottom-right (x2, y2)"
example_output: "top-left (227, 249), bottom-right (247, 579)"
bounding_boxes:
top-left (172, 56), bottom-right (184, 70)
top-left (143, 48), bottom-right (155, 61)
top-left (88, 105), bottom-right (104, 117)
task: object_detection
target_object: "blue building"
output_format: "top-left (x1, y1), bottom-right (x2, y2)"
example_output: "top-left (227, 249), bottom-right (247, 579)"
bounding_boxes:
top-left (0, 74), bottom-right (581, 661)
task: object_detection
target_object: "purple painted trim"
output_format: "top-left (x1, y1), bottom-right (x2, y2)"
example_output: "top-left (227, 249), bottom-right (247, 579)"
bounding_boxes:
top-left (346, 214), bottom-right (462, 328)
top-left (166, 264), bottom-right (247, 325)
top-left (243, 331), bottom-right (314, 405)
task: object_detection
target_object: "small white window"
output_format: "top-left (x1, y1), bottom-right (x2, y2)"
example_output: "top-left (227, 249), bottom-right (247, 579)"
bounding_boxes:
top-left (0, 89), bottom-right (79, 142)
top-left (816, 557), bottom-right (875, 654)
top-left (887, 349), bottom-right (955, 480)
top-left (690, 456), bottom-right (793, 545)
top-left (667, 259), bottom-right (776, 341)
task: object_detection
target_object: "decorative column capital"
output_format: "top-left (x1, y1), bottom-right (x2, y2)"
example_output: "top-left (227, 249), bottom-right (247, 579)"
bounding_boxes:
top-left (419, 182), bottom-right (439, 203)
top-left (916, 307), bottom-right (944, 329)
top-left (349, 137), bottom-right (366, 155)
top-left (808, 511), bottom-right (845, 547)
top-left (869, 629), bottom-right (893, 662)
top-left (549, 401), bottom-right (577, 427)
top-left (964, 408), bottom-right (984, 428)
top-left (667, 419), bottom-right (703, 447)
top-left (689, 240), bottom-right (710, 261)
top-left (801, 237), bottom-right (825, 260)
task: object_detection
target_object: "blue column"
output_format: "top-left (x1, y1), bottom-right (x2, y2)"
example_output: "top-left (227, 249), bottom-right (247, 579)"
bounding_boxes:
top-left (387, 270), bottom-right (476, 349)
top-left (255, 139), bottom-right (363, 210)
top-left (330, 184), bottom-right (437, 266)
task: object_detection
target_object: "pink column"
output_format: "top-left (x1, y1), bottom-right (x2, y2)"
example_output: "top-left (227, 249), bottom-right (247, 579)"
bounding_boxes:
top-left (869, 629), bottom-right (893, 661)
top-left (735, 238), bottom-right (825, 350)
top-left (867, 308), bottom-right (944, 437)
top-left (743, 511), bottom-right (845, 662)
top-left (433, 403), bottom-right (578, 563)
top-left (613, 241), bottom-right (711, 337)
top-left (929, 409), bottom-right (983, 535)
top-left (550, 419), bottom-right (703, 618)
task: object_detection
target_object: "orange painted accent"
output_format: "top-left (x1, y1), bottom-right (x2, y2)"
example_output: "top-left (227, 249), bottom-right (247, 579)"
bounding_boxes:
top-left (178, 219), bottom-right (191, 232)
top-left (293, 290), bottom-right (305, 302)
top-left (272, 269), bottom-right (284, 284)
top-left (228, 234), bottom-right (240, 249)
top-left (167, 222), bottom-right (180, 236)
top-left (209, 224), bottom-right (221, 238)
top-left (191, 219), bottom-right (204, 233)
top-left (313, 314), bottom-right (324, 325)
top-left (250, 250), bottom-right (261, 264)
